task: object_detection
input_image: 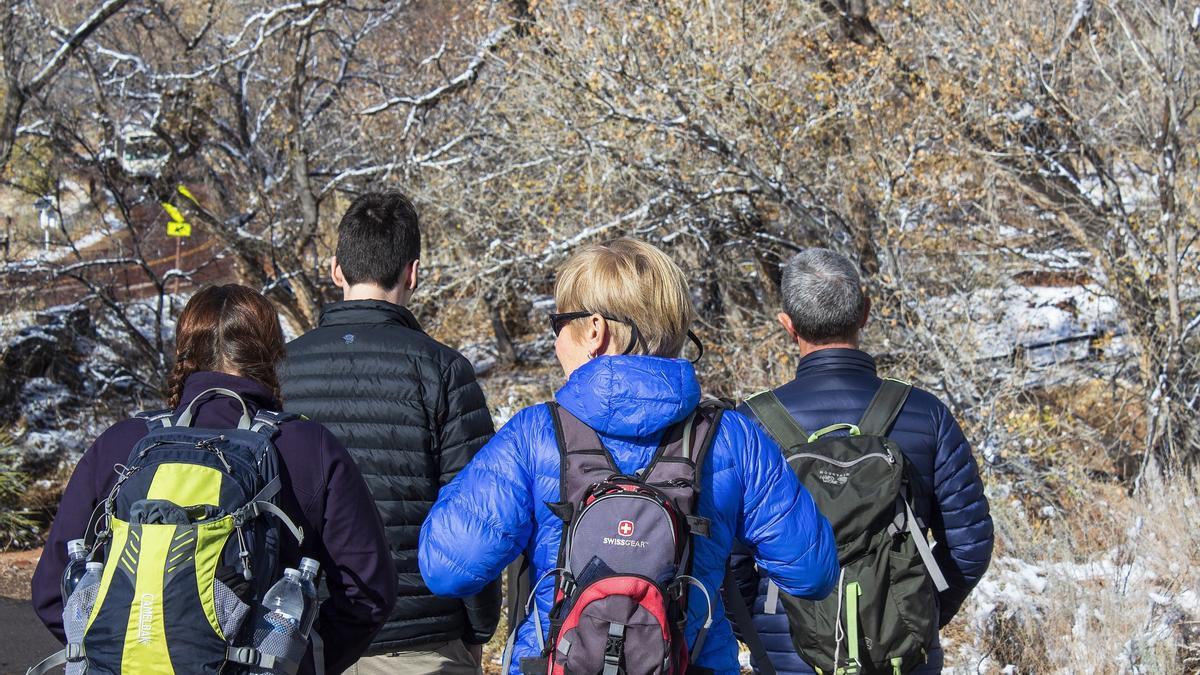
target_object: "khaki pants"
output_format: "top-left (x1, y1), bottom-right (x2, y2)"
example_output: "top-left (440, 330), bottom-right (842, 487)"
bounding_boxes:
top-left (350, 640), bottom-right (480, 675)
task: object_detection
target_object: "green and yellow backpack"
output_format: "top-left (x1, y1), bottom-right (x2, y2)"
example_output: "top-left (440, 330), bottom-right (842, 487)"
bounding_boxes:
top-left (30, 388), bottom-right (310, 675)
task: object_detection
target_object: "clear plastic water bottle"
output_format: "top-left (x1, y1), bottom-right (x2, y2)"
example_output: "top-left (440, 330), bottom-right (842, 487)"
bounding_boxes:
top-left (60, 539), bottom-right (89, 603)
top-left (296, 557), bottom-right (320, 638)
top-left (63, 562), bottom-right (103, 675)
top-left (251, 568), bottom-right (308, 672)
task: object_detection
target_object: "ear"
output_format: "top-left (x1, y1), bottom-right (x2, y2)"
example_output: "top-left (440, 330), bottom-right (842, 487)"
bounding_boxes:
top-left (405, 259), bottom-right (420, 292)
top-left (330, 256), bottom-right (347, 290)
top-left (584, 313), bottom-right (611, 357)
top-left (777, 312), bottom-right (800, 344)
top-left (860, 295), bottom-right (871, 329)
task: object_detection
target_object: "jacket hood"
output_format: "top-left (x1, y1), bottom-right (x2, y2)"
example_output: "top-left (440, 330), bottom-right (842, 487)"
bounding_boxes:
top-left (554, 355), bottom-right (701, 438)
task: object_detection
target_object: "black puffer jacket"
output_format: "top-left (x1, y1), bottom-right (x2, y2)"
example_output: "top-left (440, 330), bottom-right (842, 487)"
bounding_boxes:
top-left (280, 300), bottom-right (500, 652)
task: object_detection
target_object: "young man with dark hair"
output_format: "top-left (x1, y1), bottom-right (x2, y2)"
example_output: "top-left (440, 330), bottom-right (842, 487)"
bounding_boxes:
top-left (280, 191), bottom-right (500, 675)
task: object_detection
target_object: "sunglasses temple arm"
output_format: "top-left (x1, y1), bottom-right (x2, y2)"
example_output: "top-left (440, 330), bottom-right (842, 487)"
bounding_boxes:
top-left (688, 330), bottom-right (704, 363)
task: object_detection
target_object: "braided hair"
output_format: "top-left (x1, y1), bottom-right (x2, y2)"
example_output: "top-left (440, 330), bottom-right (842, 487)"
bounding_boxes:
top-left (167, 284), bottom-right (286, 408)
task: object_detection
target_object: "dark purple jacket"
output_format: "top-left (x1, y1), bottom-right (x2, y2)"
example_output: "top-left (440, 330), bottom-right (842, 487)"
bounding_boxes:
top-left (30, 371), bottom-right (397, 675)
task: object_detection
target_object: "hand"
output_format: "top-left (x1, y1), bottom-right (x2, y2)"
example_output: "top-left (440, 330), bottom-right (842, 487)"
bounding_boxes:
top-left (467, 642), bottom-right (483, 666)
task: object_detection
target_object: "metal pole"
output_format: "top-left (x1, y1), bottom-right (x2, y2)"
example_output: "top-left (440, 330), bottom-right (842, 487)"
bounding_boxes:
top-left (172, 236), bottom-right (182, 297)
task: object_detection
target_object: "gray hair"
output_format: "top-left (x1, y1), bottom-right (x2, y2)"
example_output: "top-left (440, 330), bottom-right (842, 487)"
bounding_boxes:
top-left (780, 248), bottom-right (866, 343)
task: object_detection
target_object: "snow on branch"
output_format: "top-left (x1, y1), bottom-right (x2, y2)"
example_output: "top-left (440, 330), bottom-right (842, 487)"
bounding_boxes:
top-left (359, 25), bottom-right (513, 116)
top-left (27, 0), bottom-right (133, 92)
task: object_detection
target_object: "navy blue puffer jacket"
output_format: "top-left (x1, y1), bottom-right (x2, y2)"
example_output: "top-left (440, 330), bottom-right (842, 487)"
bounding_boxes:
top-left (732, 349), bottom-right (994, 674)
top-left (419, 355), bottom-right (839, 674)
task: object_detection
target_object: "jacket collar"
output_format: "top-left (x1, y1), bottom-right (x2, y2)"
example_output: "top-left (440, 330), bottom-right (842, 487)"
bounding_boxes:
top-left (318, 299), bottom-right (423, 333)
top-left (177, 371), bottom-right (278, 411)
top-left (794, 348), bottom-right (878, 379)
top-left (555, 355), bottom-right (701, 439)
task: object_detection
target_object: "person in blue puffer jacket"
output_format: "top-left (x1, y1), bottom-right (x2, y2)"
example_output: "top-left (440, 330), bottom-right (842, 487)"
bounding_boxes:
top-left (731, 248), bottom-right (994, 674)
top-left (419, 238), bottom-right (839, 675)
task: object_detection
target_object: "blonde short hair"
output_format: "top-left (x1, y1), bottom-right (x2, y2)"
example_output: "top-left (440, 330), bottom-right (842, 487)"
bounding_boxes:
top-left (555, 238), bottom-right (694, 357)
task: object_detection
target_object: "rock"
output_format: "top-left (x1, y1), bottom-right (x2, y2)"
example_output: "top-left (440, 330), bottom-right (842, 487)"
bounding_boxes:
top-left (0, 304), bottom-right (94, 426)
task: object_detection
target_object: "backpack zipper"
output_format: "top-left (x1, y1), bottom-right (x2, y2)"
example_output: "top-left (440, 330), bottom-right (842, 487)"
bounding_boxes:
top-left (786, 449), bottom-right (895, 468)
top-left (195, 435), bottom-right (233, 473)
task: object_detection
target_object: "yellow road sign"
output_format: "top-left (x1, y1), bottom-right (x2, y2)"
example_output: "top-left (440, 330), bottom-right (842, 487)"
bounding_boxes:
top-left (177, 184), bottom-right (199, 205)
top-left (162, 202), bottom-right (191, 237)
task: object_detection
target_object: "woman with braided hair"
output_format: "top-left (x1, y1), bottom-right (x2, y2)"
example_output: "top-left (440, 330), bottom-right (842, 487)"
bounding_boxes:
top-left (32, 284), bottom-right (396, 674)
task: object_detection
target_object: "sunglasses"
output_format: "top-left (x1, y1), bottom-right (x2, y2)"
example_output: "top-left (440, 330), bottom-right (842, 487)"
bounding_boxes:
top-left (547, 311), bottom-right (705, 362)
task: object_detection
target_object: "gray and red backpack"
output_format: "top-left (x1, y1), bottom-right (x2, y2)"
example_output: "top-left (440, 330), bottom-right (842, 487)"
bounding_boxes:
top-left (511, 400), bottom-right (727, 675)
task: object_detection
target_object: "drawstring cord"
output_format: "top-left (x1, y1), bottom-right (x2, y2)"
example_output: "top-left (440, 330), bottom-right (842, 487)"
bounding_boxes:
top-left (832, 567), bottom-right (847, 670)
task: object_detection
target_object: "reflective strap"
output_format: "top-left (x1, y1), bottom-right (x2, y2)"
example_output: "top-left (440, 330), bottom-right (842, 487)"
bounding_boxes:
top-left (602, 623), bottom-right (625, 675)
top-left (136, 409), bottom-right (175, 430)
top-left (674, 574), bottom-right (713, 660)
top-left (526, 567), bottom-right (566, 653)
top-left (312, 628), bottom-right (325, 675)
top-left (681, 410), bottom-right (698, 460)
top-left (903, 500), bottom-right (950, 592)
top-left (501, 626), bottom-right (521, 675)
top-left (556, 637), bottom-right (571, 658)
top-left (175, 387), bottom-right (252, 429)
top-left (844, 582), bottom-right (862, 671)
top-left (892, 656), bottom-right (903, 675)
top-left (250, 410), bottom-right (297, 436)
top-left (237, 500), bottom-right (305, 545)
top-left (764, 579), bottom-right (780, 614)
top-left (25, 648), bottom-right (68, 675)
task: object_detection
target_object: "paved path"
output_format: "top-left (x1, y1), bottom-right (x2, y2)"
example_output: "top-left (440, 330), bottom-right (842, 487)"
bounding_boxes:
top-left (0, 596), bottom-right (61, 674)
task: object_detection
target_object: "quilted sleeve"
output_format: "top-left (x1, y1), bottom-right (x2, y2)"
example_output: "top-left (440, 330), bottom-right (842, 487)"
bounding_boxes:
top-left (928, 404), bottom-right (994, 626)
top-left (729, 411), bottom-right (839, 600)
top-left (419, 406), bottom-right (538, 598)
top-left (437, 354), bottom-right (496, 487)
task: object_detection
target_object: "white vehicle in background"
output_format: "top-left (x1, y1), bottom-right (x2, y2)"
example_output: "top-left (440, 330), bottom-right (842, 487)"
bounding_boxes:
top-left (117, 126), bottom-right (170, 177)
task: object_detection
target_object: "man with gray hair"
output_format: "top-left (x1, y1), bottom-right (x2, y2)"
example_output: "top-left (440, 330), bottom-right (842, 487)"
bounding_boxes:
top-left (731, 248), bottom-right (993, 674)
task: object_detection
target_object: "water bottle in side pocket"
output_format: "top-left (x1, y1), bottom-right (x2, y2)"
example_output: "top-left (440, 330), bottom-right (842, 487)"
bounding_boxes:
top-left (248, 568), bottom-right (311, 674)
top-left (63, 562), bottom-right (102, 675)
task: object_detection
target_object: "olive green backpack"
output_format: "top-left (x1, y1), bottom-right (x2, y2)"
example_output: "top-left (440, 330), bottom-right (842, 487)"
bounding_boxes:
top-left (744, 379), bottom-right (949, 675)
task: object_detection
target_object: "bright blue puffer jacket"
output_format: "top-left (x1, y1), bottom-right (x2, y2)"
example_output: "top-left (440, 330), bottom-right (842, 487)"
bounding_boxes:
top-left (419, 355), bottom-right (839, 675)
top-left (731, 349), bottom-right (994, 675)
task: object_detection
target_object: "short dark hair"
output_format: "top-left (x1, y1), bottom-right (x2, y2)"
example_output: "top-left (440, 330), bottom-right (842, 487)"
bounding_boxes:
top-left (335, 191), bottom-right (421, 290)
top-left (780, 248), bottom-right (867, 344)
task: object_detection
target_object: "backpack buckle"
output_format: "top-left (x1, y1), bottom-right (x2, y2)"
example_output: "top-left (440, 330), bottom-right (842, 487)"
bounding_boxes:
top-left (604, 622), bottom-right (626, 660)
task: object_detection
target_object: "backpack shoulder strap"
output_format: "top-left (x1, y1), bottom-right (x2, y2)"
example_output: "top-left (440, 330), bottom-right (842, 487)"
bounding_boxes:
top-left (547, 402), bottom-right (617, 510)
top-left (723, 565), bottom-right (778, 675)
top-left (743, 390), bottom-right (809, 449)
top-left (134, 408), bottom-right (175, 430)
top-left (640, 401), bottom-right (725, 535)
top-left (249, 409), bottom-right (302, 438)
top-left (857, 378), bottom-right (912, 437)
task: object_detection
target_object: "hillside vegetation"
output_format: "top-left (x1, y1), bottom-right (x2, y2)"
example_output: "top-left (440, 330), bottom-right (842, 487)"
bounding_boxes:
top-left (1, 1), bottom-right (1197, 671)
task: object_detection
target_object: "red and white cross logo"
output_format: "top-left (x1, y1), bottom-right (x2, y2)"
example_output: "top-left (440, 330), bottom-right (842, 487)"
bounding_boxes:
top-left (617, 520), bottom-right (635, 537)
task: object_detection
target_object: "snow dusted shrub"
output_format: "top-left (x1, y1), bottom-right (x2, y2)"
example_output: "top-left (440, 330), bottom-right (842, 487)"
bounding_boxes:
top-left (950, 464), bottom-right (1199, 673)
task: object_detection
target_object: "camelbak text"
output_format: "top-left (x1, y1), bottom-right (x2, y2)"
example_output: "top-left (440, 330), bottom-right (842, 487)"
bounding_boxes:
top-left (138, 594), bottom-right (155, 643)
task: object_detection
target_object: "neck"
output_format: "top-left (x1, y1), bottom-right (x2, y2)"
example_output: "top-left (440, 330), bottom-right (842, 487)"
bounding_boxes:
top-left (343, 283), bottom-right (410, 307)
top-left (796, 340), bottom-right (858, 360)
